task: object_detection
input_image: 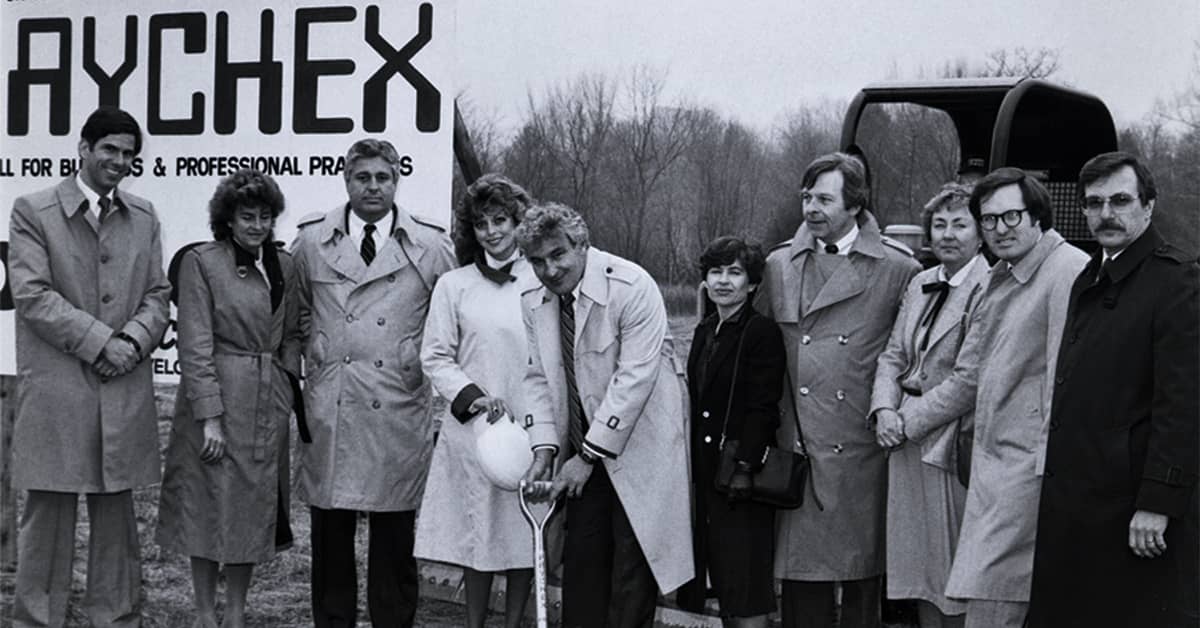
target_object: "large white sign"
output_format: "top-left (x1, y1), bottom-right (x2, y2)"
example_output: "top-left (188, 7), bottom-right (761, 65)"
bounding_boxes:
top-left (0, 0), bottom-right (457, 378)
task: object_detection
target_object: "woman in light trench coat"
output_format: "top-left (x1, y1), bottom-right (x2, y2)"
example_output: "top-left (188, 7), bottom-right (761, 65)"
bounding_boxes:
top-left (157, 169), bottom-right (302, 628)
top-left (414, 174), bottom-right (542, 628)
top-left (870, 183), bottom-right (990, 628)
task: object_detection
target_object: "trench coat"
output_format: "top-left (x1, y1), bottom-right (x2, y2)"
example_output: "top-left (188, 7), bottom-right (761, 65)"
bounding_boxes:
top-left (414, 258), bottom-right (539, 571)
top-left (1028, 225), bottom-right (1199, 627)
top-left (523, 247), bottom-right (694, 594)
top-left (870, 255), bottom-right (990, 614)
top-left (758, 212), bottom-right (919, 581)
top-left (902, 229), bottom-right (1088, 602)
top-left (156, 240), bottom-right (301, 563)
top-left (9, 177), bottom-right (170, 493)
top-left (291, 204), bottom-right (455, 511)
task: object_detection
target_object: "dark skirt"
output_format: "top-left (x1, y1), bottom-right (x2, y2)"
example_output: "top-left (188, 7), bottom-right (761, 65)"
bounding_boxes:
top-left (679, 481), bottom-right (776, 617)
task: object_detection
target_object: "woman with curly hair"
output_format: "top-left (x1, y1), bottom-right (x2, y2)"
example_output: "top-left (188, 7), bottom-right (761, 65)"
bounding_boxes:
top-left (156, 168), bottom-right (301, 628)
top-left (414, 173), bottom-right (542, 628)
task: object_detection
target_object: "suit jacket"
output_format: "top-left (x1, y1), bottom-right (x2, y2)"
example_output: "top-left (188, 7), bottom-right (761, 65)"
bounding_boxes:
top-left (523, 247), bottom-right (693, 593)
top-left (291, 204), bottom-right (455, 511)
top-left (871, 255), bottom-right (990, 471)
top-left (9, 177), bottom-right (170, 492)
top-left (758, 211), bottom-right (920, 580)
top-left (1029, 225), bottom-right (1199, 627)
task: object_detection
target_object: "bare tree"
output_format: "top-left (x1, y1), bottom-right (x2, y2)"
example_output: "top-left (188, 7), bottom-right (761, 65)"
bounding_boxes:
top-left (984, 47), bottom-right (1061, 78)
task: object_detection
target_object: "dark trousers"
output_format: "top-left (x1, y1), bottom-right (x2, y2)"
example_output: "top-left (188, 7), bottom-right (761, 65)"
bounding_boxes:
top-left (780, 577), bottom-right (882, 628)
top-left (562, 464), bottom-right (657, 628)
top-left (309, 507), bottom-right (418, 628)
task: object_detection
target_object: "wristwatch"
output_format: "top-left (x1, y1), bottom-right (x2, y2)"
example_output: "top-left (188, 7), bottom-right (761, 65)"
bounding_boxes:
top-left (114, 332), bottom-right (142, 356)
top-left (578, 448), bottom-right (600, 465)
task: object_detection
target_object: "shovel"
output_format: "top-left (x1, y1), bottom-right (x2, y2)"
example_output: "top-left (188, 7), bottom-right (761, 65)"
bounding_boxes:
top-left (519, 480), bottom-right (559, 628)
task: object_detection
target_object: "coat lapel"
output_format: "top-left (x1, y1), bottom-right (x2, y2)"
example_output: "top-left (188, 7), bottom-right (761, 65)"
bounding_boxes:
top-left (795, 211), bottom-right (887, 318)
top-left (315, 206), bottom-right (365, 283)
top-left (532, 292), bottom-right (566, 386)
top-left (925, 256), bottom-right (990, 351)
top-left (575, 248), bottom-right (610, 350)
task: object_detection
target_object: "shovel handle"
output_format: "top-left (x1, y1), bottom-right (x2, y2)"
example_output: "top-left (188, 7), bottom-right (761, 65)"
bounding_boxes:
top-left (519, 480), bottom-right (559, 628)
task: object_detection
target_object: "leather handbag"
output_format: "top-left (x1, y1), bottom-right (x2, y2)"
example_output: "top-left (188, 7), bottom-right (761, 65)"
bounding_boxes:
top-left (711, 320), bottom-right (809, 509)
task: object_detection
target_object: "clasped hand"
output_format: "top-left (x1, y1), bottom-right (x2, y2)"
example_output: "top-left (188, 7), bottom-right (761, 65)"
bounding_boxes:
top-left (521, 450), bottom-right (595, 501)
top-left (467, 395), bottom-right (511, 424)
top-left (93, 336), bottom-right (140, 378)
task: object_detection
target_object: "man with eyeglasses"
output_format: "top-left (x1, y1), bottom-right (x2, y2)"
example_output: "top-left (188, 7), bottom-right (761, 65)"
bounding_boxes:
top-left (897, 167), bottom-right (1087, 628)
top-left (1028, 152), bottom-right (1198, 628)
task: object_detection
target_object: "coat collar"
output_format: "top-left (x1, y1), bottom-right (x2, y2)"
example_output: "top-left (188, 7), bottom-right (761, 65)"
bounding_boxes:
top-left (577, 248), bottom-right (610, 307)
top-left (923, 254), bottom-right (990, 350)
top-left (788, 210), bottom-right (887, 261)
top-left (1092, 224), bottom-right (1162, 285)
top-left (1008, 228), bottom-right (1067, 285)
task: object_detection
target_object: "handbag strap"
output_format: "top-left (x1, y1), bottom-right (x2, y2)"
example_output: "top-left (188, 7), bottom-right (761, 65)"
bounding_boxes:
top-left (716, 317), bottom-right (751, 450)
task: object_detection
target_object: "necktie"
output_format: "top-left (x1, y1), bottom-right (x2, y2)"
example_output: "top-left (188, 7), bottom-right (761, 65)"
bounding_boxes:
top-left (1095, 257), bottom-right (1109, 285)
top-left (559, 293), bottom-right (586, 453)
top-left (824, 243), bottom-right (839, 254)
top-left (360, 223), bottom-right (377, 266)
top-left (97, 196), bottom-right (112, 223)
top-left (918, 281), bottom-right (951, 351)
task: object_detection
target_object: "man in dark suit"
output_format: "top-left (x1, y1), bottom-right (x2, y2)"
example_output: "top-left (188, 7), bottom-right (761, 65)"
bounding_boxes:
top-left (1029, 152), bottom-right (1199, 628)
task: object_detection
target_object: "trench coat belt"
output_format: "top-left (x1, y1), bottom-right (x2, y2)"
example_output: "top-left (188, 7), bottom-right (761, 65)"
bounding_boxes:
top-left (214, 348), bottom-right (277, 462)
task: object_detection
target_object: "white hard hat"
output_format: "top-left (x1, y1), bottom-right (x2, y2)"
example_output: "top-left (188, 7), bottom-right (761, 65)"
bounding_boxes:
top-left (474, 411), bottom-right (533, 491)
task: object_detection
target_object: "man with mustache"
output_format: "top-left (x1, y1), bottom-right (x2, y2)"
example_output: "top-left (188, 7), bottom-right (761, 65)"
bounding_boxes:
top-left (291, 139), bottom-right (455, 627)
top-left (1028, 152), bottom-right (1198, 628)
top-left (898, 167), bottom-right (1088, 628)
top-left (9, 106), bottom-right (170, 627)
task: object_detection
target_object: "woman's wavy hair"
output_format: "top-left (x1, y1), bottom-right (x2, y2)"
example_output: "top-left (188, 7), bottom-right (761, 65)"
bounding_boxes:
top-left (453, 174), bottom-right (533, 265)
top-left (208, 168), bottom-right (285, 241)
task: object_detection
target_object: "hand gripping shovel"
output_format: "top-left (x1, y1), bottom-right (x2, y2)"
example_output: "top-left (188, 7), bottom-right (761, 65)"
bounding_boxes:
top-left (519, 480), bottom-right (559, 628)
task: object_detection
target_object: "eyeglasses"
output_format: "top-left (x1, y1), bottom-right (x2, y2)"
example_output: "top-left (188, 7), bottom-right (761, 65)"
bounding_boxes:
top-left (1081, 193), bottom-right (1140, 216)
top-left (979, 209), bottom-right (1028, 231)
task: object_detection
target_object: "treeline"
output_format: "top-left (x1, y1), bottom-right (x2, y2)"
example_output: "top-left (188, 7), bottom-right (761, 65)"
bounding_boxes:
top-left (454, 49), bottom-right (1200, 282)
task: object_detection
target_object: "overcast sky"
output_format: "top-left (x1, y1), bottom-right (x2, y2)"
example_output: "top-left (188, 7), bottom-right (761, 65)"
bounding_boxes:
top-left (454, 0), bottom-right (1199, 137)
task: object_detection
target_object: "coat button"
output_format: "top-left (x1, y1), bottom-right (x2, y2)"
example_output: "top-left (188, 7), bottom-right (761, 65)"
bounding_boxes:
top-left (335, 273), bottom-right (345, 280)
top-left (387, 274), bottom-right (396, 282)
top-left (346, 314), bottom-right (354, 323)
top-left (838, 335), bottom-right (848, 345)
top-left (701, 411), bottom-right (710, 418)
top-left (374, 360), bottom-right (383, 368)
top-left (377, 317), bottom-right (386, 326)
top-left (606, 267), bottom-right (614, 274)
top-left (833, 444), bottom-right (843, 453)
top-left (99, 254), bottom-right (109, 263)
top-left (1049, 420), bottom-right (1059, 431)
top-left (799, 386), bottom-right (810, 396)
top-left (835, 390), bottom-right (846, 400)
top-left (704, 435), bottom-right (712, 443)
top-left (372, 400), bottom-right (381, 409)
top-left (801, 335), bottom-right (811, 345)
top-left (1044, 469), bottom-right (1055, 479)
top-left (343, 356), bottom-right (351, 364)
top-left (1055, 376), bottom-right (1064, 385)
top-left (920, 372), bottom-right (928, 380)
top-left (101, 294), bottom-right (112, 304)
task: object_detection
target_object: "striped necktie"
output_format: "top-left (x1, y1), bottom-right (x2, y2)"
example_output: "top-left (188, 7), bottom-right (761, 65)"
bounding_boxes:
top-left (97, 196), bottom-right (112, 223)
top-left (360, 223), bottom-right (377, 266)
top-left (559, 293), bottom-right (586, 453)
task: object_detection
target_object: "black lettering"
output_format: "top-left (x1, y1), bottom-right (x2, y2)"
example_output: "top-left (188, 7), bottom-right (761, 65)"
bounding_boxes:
top-left (214, 10), bottom-right (282, 135)
top-left (363, 4), bottom-right (440, 133)
top-left (398, 154), bottom-right (413, 176)
top-left (6, 18), bottom-right (72, 136)
top-left (147, 13), bottom-right (206, 135)
top-left (293, 7), bottom-right (356, 134)
top-left (83, 16), bottom-right (138, 108)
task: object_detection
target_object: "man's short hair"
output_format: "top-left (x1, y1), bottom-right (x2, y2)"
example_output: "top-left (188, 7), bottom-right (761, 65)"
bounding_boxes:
top-left (698, 236), bottom-right (767, 286)
top-left (1077, 151), bottom-right (1157, 204)
top-left (81, 106), bottom-right (143, 154)
top-left (514, 202), bottom-right (590, 251)
top-left (344, 139), bottom-right (401, 180)
top-left (922, 182), bottom-right (978, 241)
top-left (801, 152), bottom-right (870, 212)
top-left (969, 167), bottom-right (1054, 231)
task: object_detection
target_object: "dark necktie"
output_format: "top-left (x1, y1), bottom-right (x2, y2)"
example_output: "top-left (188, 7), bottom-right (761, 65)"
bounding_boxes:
top-left (919, 280), bottom-right (951, 351)
top-left (1095, 257), bottom-right (1109, 285)
top-left (559, 293), bottom-right (586, 453)
top-left (97, 196), bottom-right (112, 223)
top-left (360, 223), bottom-right (377, 266)
top-left (824, 243), bottom-right (839, 254)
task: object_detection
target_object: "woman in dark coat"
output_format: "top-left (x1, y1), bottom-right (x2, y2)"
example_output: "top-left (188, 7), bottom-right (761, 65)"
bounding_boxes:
top-left (678, 236), bottom-right (786, 627)
top-left (157, 168), bottom-right (301, 628)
